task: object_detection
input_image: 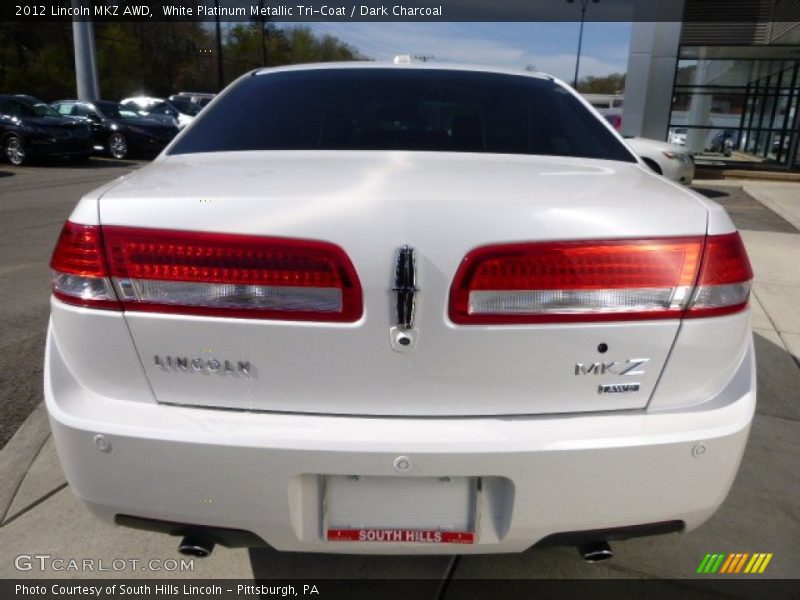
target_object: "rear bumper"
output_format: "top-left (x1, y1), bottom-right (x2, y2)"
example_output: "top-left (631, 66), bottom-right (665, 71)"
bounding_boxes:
top-left (45, 325), bottom-right (755, 554)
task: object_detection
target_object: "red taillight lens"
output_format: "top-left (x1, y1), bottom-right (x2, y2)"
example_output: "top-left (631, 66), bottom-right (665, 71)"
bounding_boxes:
top-left (50, 222), bottom-right (119, 309)
top-left (449, 234), bottom-right (752, 324)
top-left (102, 226), bottom-right (363, 322)
top-left (50, 223), bottom-right (363, 321)
top-left (686, 232), bottom-right (753, 318)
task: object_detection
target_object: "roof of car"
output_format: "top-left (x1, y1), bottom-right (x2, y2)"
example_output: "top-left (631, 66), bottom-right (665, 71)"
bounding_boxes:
top-left (253, 61), bottom-right (555, 82)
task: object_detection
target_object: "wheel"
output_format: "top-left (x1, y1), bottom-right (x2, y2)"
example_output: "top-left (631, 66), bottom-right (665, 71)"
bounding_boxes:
top-left (108, 132), bottom-right (128, 159)
top-left (641, 157), bottom-right (662, 175)
top-left (5, 135), bottom-right (26, 166)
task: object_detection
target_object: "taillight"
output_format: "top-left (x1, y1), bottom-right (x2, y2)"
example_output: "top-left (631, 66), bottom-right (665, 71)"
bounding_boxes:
top-left (449, 233), bottom-right (752, 324)
top-left (686, 232), bottom-right (753, 318)
top-left (50, 222), bottom-right (119, 309)
top-left (51, 223), bottom-right (363, 322)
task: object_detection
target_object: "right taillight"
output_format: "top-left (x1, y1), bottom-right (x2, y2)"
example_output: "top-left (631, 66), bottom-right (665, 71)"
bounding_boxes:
top-left (685, 232), bottom-right (753, 318)
top-left (449, 233), bottom-right (752, 324)
top-left (50, 222), bottom-right (363, 322)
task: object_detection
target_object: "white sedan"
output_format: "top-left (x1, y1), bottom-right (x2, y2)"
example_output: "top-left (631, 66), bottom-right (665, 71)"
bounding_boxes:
top-left (626, 136), bottom-right (695, 184)
top-left (46, 62), bottom-right (754, 558)
top-left (120, 96), bottom-right (197, 130)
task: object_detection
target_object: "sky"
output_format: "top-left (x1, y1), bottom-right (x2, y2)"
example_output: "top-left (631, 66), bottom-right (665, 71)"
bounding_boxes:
top-left (282, 22), bottom-right (632, 81)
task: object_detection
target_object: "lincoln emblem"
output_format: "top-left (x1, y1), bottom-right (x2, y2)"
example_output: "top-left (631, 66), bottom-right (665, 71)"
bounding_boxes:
top-left (393, 245), bottom-right (418, 329)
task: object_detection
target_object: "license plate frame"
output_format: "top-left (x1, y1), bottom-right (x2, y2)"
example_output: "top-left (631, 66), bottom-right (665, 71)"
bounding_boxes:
top-left (322, 475), bottom-right (479, 545)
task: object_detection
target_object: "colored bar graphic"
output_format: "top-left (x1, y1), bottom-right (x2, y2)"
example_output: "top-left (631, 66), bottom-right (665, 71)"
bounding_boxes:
top-left (711, 553), bottom-right (726, 573)
top-left (702, 552), bottom-right (773, 574)
top-left (758, 554), bottom-right (773, 573)
top-left (719, 554), bottom-right (735, 573)
top-left (697, 554), bottom-right (712, 574)
top-left (735, 553), bottom-right (749, 573)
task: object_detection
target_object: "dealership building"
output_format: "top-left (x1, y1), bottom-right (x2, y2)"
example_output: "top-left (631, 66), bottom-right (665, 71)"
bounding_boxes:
top-left (623, 0), bottom-right (800, 170)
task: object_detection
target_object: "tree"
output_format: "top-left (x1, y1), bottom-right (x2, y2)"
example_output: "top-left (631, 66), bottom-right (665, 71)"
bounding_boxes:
top-left (576, 72), bottom-right (626, 94)
top-left (0, 21), bottom-right (364, 101)
top-left (225, 23), bottom-right (364, 74)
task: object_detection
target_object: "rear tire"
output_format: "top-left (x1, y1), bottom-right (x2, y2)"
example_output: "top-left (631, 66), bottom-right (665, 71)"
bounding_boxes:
top-left (108, 133), bottom-right (128, 159)
top-left (5, 135), bottom-right (26, 166)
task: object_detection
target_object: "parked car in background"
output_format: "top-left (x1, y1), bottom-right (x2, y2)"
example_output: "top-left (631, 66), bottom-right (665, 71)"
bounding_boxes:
top-left (586, 94), bottom-right (624, 131)
top-left (121, 96), bottom-right (198, 129)
top-left (707, 130), bottom-right (736, 157)
top-left (47, 63), bottom-right (754, 557)
top-left (14, 94), bottom-right (48, 107)
top-left (669, 128), bottom-right (687, 146)
top-left (170, 92), bottom-right (215, 108)
top-left (166, 96), bottom-right (204, 119)
top-left (0, 94), bottom-right (92, 165)
top-left (625, 136), bottom-right (695, 184)
top-left (51, 100), bottom-right (179, 159)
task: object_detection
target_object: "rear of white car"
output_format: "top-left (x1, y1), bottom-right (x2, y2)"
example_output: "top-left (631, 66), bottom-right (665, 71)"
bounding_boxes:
top-left (45, 64), bottom-right (755, 556)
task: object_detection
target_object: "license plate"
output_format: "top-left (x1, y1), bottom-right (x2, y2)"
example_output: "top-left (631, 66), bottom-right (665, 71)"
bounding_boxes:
top-left (323, 475), bottom-right (478, 544)
top-left (327, 528), bottom-right (474, 544)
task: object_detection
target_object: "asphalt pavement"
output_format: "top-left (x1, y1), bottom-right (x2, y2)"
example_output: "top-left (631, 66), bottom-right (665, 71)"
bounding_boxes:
top-left (0, 162), bottom-right (798, 592)
top-left (0, 159), bottom-right (146, 449)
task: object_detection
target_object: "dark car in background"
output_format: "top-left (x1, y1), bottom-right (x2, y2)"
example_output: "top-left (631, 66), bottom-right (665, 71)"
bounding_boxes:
top-left (0, 95), bottom-right (92, 165)
top-left (707, 130), bottom-right (736, 157)
top-left (51, 100), bottom-right (179, 159)
top-left (170, 92), bottom-right (215, 108)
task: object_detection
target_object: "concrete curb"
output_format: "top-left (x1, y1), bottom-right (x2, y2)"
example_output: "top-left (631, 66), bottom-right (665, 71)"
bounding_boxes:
top-left (0, 402), bottom-right (51, 525)
top-left (695, 168), bottom-right (800, 182)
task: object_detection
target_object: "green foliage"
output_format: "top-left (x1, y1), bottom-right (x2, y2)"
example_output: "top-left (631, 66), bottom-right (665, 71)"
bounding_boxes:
top-left (0, 21), bottom-right (364, 101)
top-left (0, 23), bottom-right (75, 100)
top-left (576, 72), bottom-right (626, 94)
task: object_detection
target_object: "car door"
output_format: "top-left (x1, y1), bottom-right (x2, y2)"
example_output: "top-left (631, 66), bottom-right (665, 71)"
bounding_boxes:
top-left (71, 104), bottom-right (105, 147)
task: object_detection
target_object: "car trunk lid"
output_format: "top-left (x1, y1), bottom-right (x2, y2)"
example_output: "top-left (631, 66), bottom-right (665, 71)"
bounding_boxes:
top-left (97, 151), bottom-right (709, 416)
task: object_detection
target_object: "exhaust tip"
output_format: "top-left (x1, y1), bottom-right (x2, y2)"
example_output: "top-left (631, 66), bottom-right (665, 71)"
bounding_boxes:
top-left (178, 535), bottom-right (215, 557)
top-left (579, 541), bottom-right (613, 563)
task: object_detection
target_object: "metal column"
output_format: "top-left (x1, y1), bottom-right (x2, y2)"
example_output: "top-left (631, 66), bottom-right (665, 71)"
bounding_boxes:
top-left (71, 0), bottom-right (99, 101)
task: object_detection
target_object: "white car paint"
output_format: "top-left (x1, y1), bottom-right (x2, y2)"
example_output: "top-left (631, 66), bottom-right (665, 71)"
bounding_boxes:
top-left (46, 62), bottom-right (754, 555)
top-left (626, 136), bottom-right (695, 184)
top-left (670, 128), bottom-right (688, 146)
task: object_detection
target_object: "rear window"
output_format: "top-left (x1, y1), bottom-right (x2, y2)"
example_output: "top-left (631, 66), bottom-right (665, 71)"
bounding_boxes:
top-left (170, 68), bottom-right (635, 162)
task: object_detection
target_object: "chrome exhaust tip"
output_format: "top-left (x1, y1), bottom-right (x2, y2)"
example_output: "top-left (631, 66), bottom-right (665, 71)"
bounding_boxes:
top-left (178, 535), bottom-right (215, 557)
top-left (579, 541), bottom-right (614, 562)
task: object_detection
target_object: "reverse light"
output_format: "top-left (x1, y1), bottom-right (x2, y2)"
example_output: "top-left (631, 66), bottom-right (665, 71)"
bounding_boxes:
top-left (449, 233), bottom-right (752, 324)
top-left (51, 223), bottom-right (363, 322)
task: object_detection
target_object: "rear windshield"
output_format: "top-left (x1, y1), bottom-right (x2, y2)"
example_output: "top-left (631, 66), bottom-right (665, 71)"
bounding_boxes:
top-left (170, 68), bottom-right (635, 162)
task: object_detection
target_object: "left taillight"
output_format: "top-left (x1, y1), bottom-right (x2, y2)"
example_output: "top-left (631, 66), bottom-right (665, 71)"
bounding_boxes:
top-left (50, 222), bottom-right (120, 310)
top-left (50, 222), bottom-right (363, 322)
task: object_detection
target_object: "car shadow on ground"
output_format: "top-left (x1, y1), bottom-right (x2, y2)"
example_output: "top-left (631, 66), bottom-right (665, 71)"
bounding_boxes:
top-left (690, 185), bottom-right (798, 233)
top-left (3, 157), bottom-right (147, 170)
top-left (691, 186), bottom-right (729, 199)
top-left (248, 546), bottom-right (452, 579)
top-left (62, 157), bottom-right (148, 169)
